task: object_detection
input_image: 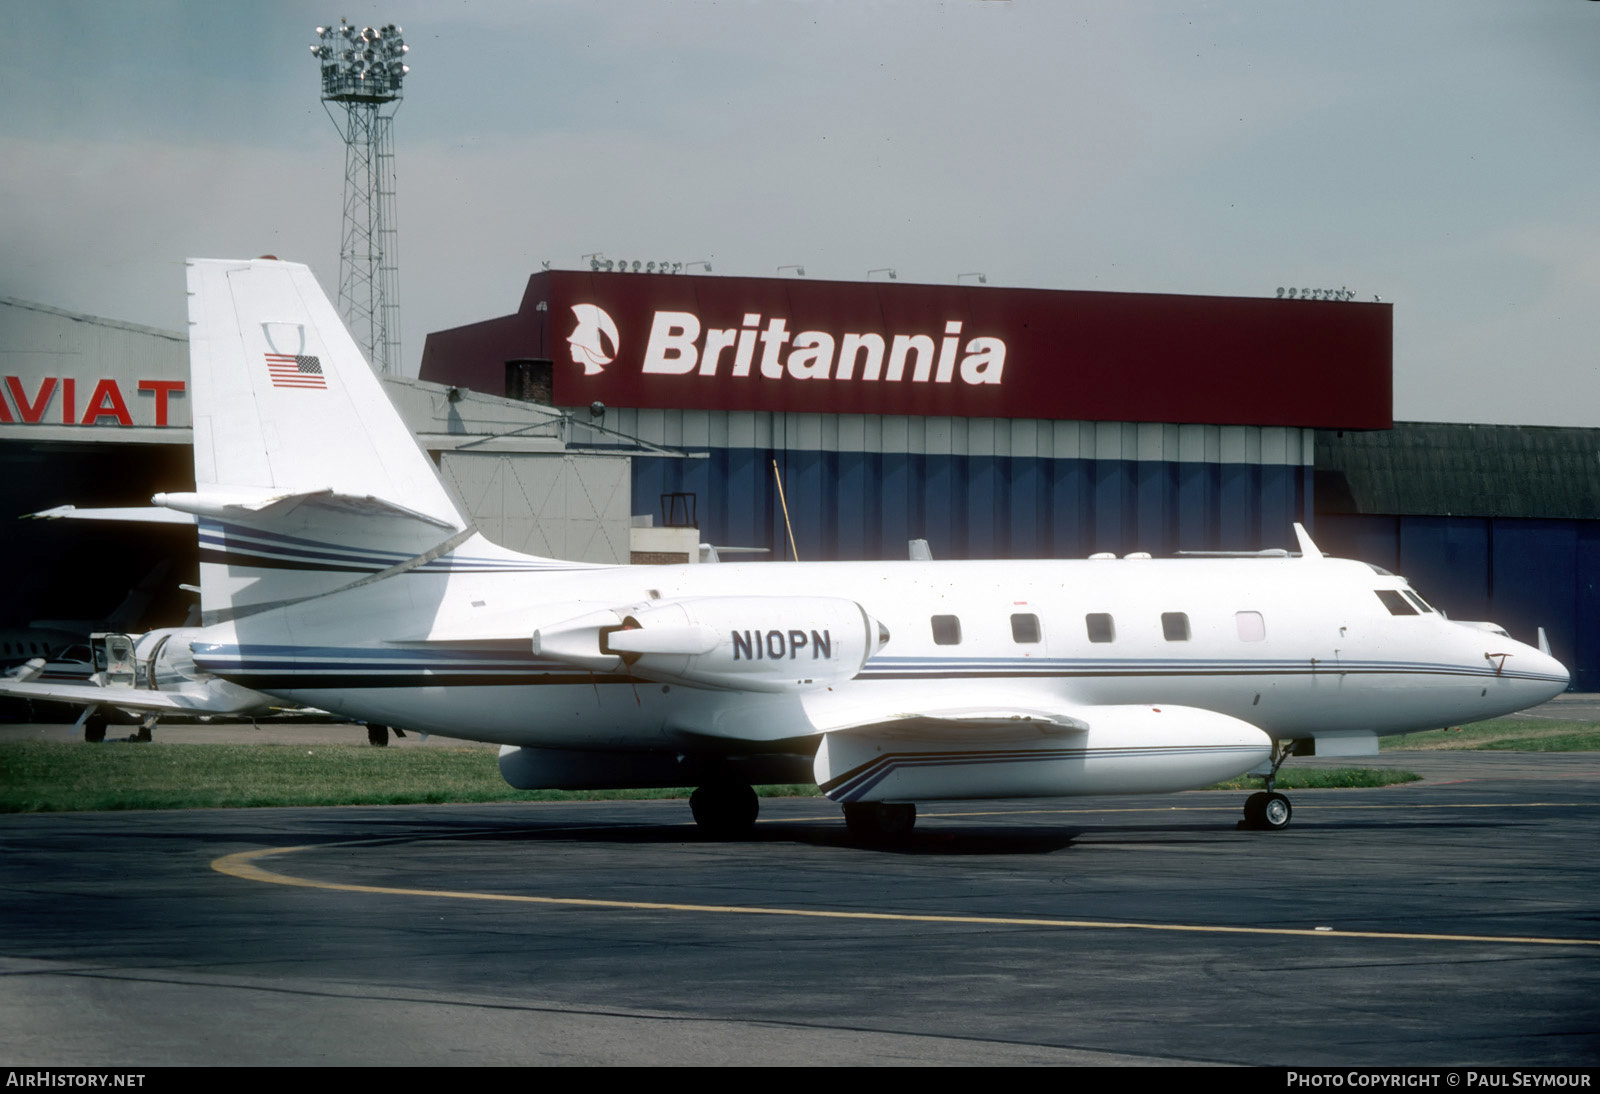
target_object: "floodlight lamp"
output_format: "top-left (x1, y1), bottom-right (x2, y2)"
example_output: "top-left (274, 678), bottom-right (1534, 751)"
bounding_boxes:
top-left (590, 259), bottom-right (600, 271)
top-left (632, 261), bottom-right (642, 272)
top-left (316, 26), bottom-right (328, 36)
top-left (604, 260), bottom-right (614, 271)
top-left (646, 262), bottom-right (657, 272)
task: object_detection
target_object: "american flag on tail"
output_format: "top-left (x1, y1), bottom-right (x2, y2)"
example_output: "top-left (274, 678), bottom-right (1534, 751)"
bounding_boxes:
top-left (264, 353), bottom-right (327, 389)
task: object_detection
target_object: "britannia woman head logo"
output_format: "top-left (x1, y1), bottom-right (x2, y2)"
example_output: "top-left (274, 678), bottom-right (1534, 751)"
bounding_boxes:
top-left (568, 304), bottom-right (619, 375)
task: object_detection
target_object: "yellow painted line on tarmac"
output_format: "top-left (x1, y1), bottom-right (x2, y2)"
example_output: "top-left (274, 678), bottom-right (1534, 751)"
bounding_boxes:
top-left (924, 800), bottom-right (1598, 819)
top-left (211, 843), bottom-right (1600, 949)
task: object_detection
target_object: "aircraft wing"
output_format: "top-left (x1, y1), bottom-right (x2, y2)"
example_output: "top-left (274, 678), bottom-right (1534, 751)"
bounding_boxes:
top-left (800, 685), bottom-right (1090, 739)
top-left (0, 677), bottom-right (274, 716)
top-left (802, 687), bottom-right (1274, 804)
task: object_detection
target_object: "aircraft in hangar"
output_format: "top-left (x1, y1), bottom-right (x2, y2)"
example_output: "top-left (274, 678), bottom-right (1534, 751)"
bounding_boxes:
top-left (18, 257), bottom-right (1569, 837)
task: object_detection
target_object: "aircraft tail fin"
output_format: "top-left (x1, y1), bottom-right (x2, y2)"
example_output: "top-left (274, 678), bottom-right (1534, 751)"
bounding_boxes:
top-left (184, 258), bottom-right (473, 621)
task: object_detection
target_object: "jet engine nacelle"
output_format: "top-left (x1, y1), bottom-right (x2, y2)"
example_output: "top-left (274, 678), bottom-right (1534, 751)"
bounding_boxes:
top-left (534, 596), bottom-right (888, 693)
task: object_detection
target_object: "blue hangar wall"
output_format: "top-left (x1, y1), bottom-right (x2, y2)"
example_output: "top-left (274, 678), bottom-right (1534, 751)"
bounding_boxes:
top-left (570, 410), bottom-right (1316, 562)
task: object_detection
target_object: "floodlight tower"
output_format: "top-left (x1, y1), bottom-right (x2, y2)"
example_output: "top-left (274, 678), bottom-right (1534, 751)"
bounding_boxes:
top-left (309, 20), bottom-right (410, 374)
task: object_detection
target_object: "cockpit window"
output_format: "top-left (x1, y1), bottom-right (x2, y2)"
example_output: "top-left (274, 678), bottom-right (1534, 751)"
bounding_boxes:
top-left (1375, 590), bottom-right (1419, 616)
top-left (1403, 590), bottom-right (1434, 613)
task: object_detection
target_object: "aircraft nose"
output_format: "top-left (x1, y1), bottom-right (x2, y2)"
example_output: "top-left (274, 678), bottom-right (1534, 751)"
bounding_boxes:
top-left (1514, 643), bottom-right (1569, 705)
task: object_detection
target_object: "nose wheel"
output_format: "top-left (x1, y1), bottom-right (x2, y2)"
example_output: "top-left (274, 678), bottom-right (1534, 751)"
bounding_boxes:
top-left (1241, 739), bottom-right (1295, 830)
top-left (1243, 791), bottom-right (1292, 830)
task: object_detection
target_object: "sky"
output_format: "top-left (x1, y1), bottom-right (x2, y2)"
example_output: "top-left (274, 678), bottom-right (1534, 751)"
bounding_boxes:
top-left (1, 0), bottom-right (1597, 426)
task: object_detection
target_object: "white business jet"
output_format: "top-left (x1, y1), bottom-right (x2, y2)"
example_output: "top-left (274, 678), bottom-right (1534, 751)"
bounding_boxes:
top-left (67, 258), bottom-right (1575, 837)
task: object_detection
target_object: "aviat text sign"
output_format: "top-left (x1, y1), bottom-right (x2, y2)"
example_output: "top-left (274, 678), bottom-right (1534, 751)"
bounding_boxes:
top-left (0, 376), bottom-right (186, 427)
top-left (420, 272), bottom-right (1393, 428)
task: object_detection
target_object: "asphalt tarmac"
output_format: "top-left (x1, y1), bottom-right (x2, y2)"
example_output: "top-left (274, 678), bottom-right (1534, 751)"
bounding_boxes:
top-left (2, 742), bottom-right (1597, 1066)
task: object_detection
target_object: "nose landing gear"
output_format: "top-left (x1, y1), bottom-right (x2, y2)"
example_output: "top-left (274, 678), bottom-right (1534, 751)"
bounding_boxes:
top-left (1243, 790), bottom-right (1292, 830)
top-left (1242, 740), bottom-right (1296, 830)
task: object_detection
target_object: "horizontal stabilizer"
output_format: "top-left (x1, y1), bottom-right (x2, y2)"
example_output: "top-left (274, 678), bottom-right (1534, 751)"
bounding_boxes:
top-left (153, 489), bottom-right (457, 531)
top-left (28, 505), bottom-right (196, 525)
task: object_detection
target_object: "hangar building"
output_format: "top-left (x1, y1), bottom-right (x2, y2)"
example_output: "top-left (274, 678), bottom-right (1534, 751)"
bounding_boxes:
top-left (420, 271), bottom-right (1391, 562)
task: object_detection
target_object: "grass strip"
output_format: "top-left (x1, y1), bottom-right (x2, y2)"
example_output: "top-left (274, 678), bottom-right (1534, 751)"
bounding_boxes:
top-left (1, 739), bottom-right (1424, 814)
top-left (1206, 767), bottom-right (1421, 791)
top-left (1381, 717), bottom-right (1600, 752)
top-left (0, 741), bottom-right (826, 814)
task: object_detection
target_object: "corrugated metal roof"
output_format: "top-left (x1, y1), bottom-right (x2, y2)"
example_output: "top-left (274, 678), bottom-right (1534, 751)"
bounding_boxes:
top-left (0, 296), bottom-right (184, 342)
top-left (1316, 421), bottom-right (1600, 520)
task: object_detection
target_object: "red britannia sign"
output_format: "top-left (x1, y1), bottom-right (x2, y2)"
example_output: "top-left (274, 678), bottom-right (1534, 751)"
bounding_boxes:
top-left (421, 272), bottom-right (1391, 429)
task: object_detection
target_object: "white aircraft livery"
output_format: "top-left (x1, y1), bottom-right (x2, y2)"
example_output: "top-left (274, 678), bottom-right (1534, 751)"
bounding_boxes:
top-left (35, 257), bottom-right (1573, 838)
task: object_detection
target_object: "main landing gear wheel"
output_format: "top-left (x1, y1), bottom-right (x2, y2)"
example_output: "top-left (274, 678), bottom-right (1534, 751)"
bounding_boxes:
top-left (1243, 791), bottom-right (1292, 831)
top-left (843, 802), bottom-right (917, 843)
top-left (366, 724), bottom-right (390, 747)
top-left (690, 780), bottom-right (759, 839)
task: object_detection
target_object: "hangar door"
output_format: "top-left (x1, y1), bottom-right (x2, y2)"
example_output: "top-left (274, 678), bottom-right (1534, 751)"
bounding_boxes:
top-left (439, 452), bottom-right (631, 564)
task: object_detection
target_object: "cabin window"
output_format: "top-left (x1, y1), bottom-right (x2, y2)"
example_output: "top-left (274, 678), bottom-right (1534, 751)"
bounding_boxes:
top-left (1161, 612), bottom-right (1190, 642)
top-left (1085, 613), bottom-right (1115, 643)
top-left (931, 614), bottom-right (962, 645)
top-left (1403, 591), bottom-right (1435, 613)
top-left (1011, 613), bottom-right (1041, 644)
top-left (1236, 611), bottom-right (1266, 642)
top-left (1375, 590), bottom-right (1419, 616)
